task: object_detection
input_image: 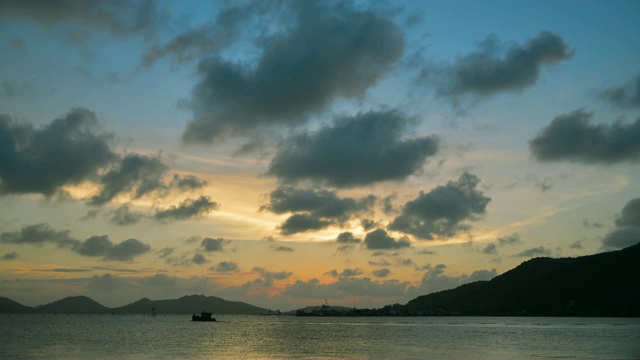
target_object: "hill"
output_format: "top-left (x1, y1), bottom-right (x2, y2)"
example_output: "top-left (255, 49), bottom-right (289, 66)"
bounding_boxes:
top-left (112, 294), bottom-right (271, 315)
top-left (0, 296), bottom-right (34, 313)
top-left (405, 243), bottom-right (640, 316)
top-left (0, 294), bottom-right (271, 315)
top-left (35, 295), bottom-right (111, 314)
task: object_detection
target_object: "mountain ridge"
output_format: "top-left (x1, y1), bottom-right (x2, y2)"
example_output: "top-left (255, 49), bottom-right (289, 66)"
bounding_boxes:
top-left (405, 243), bottom-right (640, 316)
top-left (0, 294), bottom-right (271, 315)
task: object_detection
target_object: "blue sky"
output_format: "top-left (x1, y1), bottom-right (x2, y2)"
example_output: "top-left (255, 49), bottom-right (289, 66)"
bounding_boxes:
top-left (0, 0), bottom-right (639, 310)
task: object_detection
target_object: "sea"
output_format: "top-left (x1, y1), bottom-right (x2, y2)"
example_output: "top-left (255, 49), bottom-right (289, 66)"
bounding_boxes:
top-left (1, 315), bottom-right (639, 359)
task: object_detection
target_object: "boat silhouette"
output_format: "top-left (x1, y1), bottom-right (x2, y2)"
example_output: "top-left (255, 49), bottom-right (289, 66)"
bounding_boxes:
top-left (192, 311), bottom-right (216, 322)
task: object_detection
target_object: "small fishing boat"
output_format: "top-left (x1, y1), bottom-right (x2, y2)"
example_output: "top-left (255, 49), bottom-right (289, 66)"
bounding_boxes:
top-left (192, 311), bottom-right (216, 322)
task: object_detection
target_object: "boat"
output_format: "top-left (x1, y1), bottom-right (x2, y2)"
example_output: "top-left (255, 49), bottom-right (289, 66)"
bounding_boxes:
top-left (192, 311), bottom-right (216, 322)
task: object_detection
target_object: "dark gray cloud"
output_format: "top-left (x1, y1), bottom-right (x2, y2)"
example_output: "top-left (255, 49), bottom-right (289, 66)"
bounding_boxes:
top-left (264, 186), bottom-right (375, 219)
top-left (0, 0), bottom-right (163, 36)
top-left (282, 276), bottom-right (410, 299)
top-left (482, 243), bottom-right (498, 255)
top-left (169, 174), bottom-right (207, 191)
top-left (360, 219), bottom-right (377, 231)
top-left (425, 30), bottom-right (573, 99)
top-left (1, 108), bottom-right (207, 203)
top-left (372, 268), bottom-right (391, 278)
top-left (602, 198), bottom-right (640, 250)
top-left (364, 229), bottom-right (411, 250)
top-left (0, 223), bottom-right (151, 261)
top-left (529, 109), bottom-right (640, 164)
top-left (89, 153), bottom-right (168, 205)
top-left (1, 80), bottom-right (34, 99)
top-left (602, 228), bottom-right (640, 250)
top-left (411, 266), bottom-right (497, 297)
top-left (278, 214), bottom-right (332, 235)
top-left (415, 249), bottom-right (436, 255)
top-left (569, 240), bottom-right (584, 249)
top-left (264, 185), bottom-right (375, 235)
top-left (368, 259), bottom-right (391, 266)
top-left (154, 196), bottom-right (219, 222)
top-left (182, 2), bottom-right (404, 143)
top-left (0, 223), bottom-right (77, 248)
top-left (191, 253), bottom-right (208, 265)
top-left (2, 252), bottom-right (19, 261)
top-left (74, 236), bottom-right (151, 261)
top-left (615, 198), bottom-right (640, 227)
top-left (270, 244), bottom-right (294, 252)
top-left (209, 261), bottom-right (240, 273)
top-left (200, 237), bottom-right (229, 252)
top-left (582, 219), bottom-right (604, 229)
top-left (336, 232), bottom-right (361, 244)
top-left (389, 172), bottom-right (491, 240)
top-left (251, 267), bottom-right (293, 287)
top-left (268, 111), bottom-right (439, 187)
top-left (600, 74), bottom-right (640, 109)
top-left (497, 233), bottom-right (521, 246)
top-left (513, 246), bottom-right (551, 258)
top-left (0, 108), bottom-right (115, 197)
top-left (109, 204), bottom-right (144, 226)
top-left (140, 1), bottom-right (280, 67)
top-left (341, 268), bottom-right (363, 278)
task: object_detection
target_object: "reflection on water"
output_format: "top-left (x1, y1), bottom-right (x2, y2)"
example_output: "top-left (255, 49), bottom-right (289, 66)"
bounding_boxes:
top-left (1, 315), bottom-right (638, 359)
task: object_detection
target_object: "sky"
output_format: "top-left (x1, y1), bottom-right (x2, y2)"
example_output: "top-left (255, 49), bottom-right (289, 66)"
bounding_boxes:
top-left (0, 0), bottom-right (639, 311)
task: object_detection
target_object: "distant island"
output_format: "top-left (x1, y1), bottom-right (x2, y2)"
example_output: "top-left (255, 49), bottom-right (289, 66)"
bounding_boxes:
top-left (2, 244), bottom-right (639, 317)
top-left (0, 294), bottom-right (270, 315)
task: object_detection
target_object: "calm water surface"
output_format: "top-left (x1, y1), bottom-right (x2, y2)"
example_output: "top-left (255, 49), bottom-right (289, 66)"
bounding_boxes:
top-left (1, 315), bottom-right (639, 359)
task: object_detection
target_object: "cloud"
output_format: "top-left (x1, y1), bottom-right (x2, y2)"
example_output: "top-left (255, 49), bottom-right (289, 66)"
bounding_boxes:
top-left (513, 246), bottom-right (551, 257)
top-left (154, 196), bottom-right (219, 222)
top-left (264, 186), bottom-right (375, 220)
top-left (529, 109), bottom-right (640, 164)
top-left (282, 276), bottom-right (411, 300)
top-left (0, 108), bottom-right (115, 197)
top-left (1, 80), bottom-right (34, 99)
top-left (425, 30), bottom-right (573, 99)
top-left (389, 172), bottom-right (491, 240)
top-left (251, 267), bottom-right (292, 286)
top-left (372, 268), bottom-right (391, 278)
top-left (364, 229), bottom-right (411, 250)
top-left (0, 223), bottom-right (77, 247)
top-left (412, 267), bottom-right (497, 296)
top-left (602, 198), bottom-right (640, 250)
top-left (614, 198), bottom-right (640, 227)
top-left (2, 252), bottom-right (19, 261)
top-left (191, 253), bottom-right (208, 265)
top-left (482, 243), bottom-right (498, 255)
top-left (600, 74), bottom-right (640, 109)
top-left (209, 261), bottom-right (240, 273)
top-left (74, 236), bottom-right (151, 261)
top-left (368, 259), bottom-right (391, 266)
top-left (335, 232), bottom-right (362, 244)
top-left (497, 233), bottom-right (521, 246)
top-left (182, 2), bottom-right (404, 143)
top-left (169, 174), bottom-right (207, 191)
top-left (109, 204), bottom-right (144, 226)
top-left (263, 186), bottom-right (375, 235)
top-left (0, 0), bottom-right (163, 36)
top-left (602, 228), bottom-right (640, 250)
top-left (341, 268), bottom-right (363, 278)
top-left (0, 223), bottom-right (151, 261)
top-left (89, 153), bottom-right (168, 205)
top-left (278, 214), bottom-right (332, 235)
top-left (415, 249), bottom-right (436, 255)
top-left (268, 111), bottom-right (440, 187)
top-left (270, 244), bottom-right (294, 252)
top-left (200, 237), bottom-right (229, 252)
